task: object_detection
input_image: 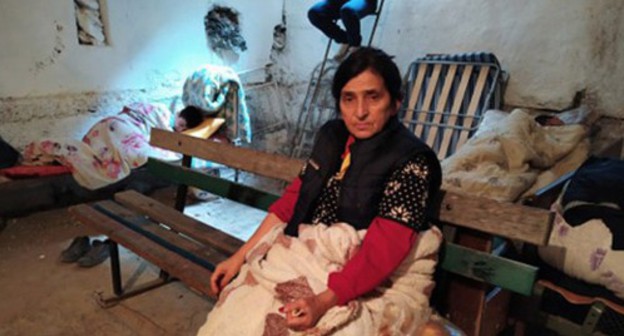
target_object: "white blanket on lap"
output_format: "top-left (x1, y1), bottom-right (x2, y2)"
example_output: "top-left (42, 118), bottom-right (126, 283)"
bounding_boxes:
top-left (441, 109), bottom-right (587, 202)
top-left (198, 223), bottom-right (442, 336)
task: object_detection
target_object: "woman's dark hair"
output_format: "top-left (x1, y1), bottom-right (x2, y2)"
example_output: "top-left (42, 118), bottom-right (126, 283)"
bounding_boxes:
top-left (331, 47), bottom-right (403, 111)
top-left (178, 106), bottom-right (205, 130)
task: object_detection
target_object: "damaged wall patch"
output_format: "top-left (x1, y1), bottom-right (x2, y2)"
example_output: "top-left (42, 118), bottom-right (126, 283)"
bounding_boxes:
top-left (74, 0), bottom-right (108, 45)
top-left (204, 5), bottom-right (247, 55)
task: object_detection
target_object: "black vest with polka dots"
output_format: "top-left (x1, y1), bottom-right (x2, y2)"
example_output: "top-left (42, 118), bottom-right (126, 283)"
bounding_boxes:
top-left (284, 117), bottom-right (441, 236)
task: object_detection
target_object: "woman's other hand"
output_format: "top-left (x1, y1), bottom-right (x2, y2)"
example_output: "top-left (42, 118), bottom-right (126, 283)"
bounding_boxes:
top-left (210, 253), bottom-right (245, 296)
top-left (282, 289), bottom-right (338, 331)
top-left (209, 213), bottom-right (285, 297)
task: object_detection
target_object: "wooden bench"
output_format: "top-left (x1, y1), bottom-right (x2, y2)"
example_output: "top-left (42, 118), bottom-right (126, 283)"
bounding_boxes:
top-left (69, 127), bottom-right (552, 333)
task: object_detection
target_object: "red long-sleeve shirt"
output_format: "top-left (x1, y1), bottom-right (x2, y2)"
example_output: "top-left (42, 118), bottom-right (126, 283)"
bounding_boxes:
top-left (268, 177), bottom-right (418, 305)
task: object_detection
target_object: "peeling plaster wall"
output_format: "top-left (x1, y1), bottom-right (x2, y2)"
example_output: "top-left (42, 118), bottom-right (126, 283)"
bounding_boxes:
top-left (1, 0), bottom-right (622, 152)
top-left (0, 0), bottom-right (280, 149)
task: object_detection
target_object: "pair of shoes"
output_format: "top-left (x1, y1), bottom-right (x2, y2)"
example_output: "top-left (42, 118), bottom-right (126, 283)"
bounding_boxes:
top-left (77, 239), bottom-right (111, 268)
top-left (60, 236), bottom-right (90, 263)
top-left (60, 236), bottom-right (111, 267)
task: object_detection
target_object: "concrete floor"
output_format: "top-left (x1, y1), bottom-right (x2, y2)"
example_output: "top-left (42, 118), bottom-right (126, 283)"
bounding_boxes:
top-left (0, 180), bottom-right (271, 336)
top-left (0, 207), bottom-right (213, 336)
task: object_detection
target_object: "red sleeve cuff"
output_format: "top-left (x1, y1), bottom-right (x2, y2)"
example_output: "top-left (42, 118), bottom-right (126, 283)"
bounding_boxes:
top-left (268, 177), bottom-right (302, 223)
top-left (327, 217), bottom-right (418, 305)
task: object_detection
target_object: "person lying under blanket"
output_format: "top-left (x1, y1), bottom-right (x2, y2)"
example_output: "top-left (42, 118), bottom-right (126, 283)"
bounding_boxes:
top-left (22, 103), bottom-right (210, 190)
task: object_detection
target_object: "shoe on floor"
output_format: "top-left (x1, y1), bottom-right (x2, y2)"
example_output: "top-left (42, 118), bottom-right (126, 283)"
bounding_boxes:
top-left (60, 236), bottom-right (91, 263)
top-left (77, 239), bottom-right (110, 268)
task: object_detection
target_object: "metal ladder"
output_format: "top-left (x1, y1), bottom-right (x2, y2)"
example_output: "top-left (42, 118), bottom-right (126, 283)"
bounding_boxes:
top-left (290, 0), bottom-right (386, 158)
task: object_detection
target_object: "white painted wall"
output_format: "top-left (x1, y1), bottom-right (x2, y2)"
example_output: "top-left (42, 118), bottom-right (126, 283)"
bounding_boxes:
top-left (282, 0), bottom-right (624, 115)
top-left (0, 0), bottom-right (280, 97)
top-left (0, 0), bottom-right (622, 151)
top-left (379, 0), bottom-right (624, 114)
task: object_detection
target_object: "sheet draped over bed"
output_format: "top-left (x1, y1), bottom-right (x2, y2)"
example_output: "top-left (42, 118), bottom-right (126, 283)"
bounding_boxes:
top-left (199, 222), bottom-right (442, 336)
top-left (441, 109), bottom-right (588, 202)
top-left (22, 103), bottom-right (178, 190)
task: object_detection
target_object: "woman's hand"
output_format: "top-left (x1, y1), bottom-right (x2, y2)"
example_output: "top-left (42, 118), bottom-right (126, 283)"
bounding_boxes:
top-left (209, 213), bottom-right (285, 297)
top-left (282, 289), bottom-right (339, 331)
top-left (210, 253), bottom-right (245, 296)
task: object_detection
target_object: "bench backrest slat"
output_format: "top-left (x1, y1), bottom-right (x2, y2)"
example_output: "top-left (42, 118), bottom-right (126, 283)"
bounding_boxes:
top-left (150, 128), bottom-right (303, 182)
top-left (147, 159), bottom-right (281, 211)
top-left (435, 191), bottom-right (552, 246)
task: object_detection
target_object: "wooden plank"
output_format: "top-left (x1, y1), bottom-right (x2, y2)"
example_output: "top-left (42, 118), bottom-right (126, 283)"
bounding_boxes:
top-left (425, 64), bottom-right (458, 148)
top-left (413, 64), bottom-right (442, 137)
top-left (147, 159), bottom-right (281, 211)
top-left (436, 65), bottom-right (473, 159)
top-left (480, 285), bottom-right (511, 336)
top-left (150, 128), bottom-right (304, 182)
top-left (403, 63), bottom-right (428, 127)
top-left (95, 200), bottom-right (229, 268)
top-left (435, 190), bottom-right (552, 245)
top-left (455, 66), bottom-right (490, 149)
top-left (445, 230), bottom-right (491, 336)
top-left (446, 276), bottom-right (486, 336)
top-left (115, 190), bottom-right (244, 257)
top-left (68, 204), bottom-right (216, 297)
top-left (440, 243), bottom-right (537, 296)
top-left (447, 230), bottom-right (511, 336)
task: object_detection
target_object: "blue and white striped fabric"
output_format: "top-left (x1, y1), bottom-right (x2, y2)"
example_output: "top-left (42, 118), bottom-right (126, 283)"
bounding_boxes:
top-left (182, 64), bottom-right (252, 144)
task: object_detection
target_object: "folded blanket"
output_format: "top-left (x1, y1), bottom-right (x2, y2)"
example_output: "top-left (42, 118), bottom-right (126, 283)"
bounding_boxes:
top-left (442, 109), bottom-right (587, 202)
top-left (199, 223), bottom-right (442, 335)
top-left (182, 64), bottom-right (251, 143)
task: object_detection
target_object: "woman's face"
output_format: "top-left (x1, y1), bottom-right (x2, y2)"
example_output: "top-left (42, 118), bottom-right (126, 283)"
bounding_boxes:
top-left (339, 69), bottom-right (400, 139)
top-left (174, 116), bottom-right (188, 132)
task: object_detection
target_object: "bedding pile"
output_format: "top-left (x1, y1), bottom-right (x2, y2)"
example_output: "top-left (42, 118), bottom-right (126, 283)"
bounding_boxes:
top-left (441, 108), bottom-right (589, 202)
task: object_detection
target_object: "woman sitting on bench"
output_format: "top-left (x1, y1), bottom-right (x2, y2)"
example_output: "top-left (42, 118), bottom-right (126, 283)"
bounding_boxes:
top-left (200, 48), bottom-right (445, 335)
